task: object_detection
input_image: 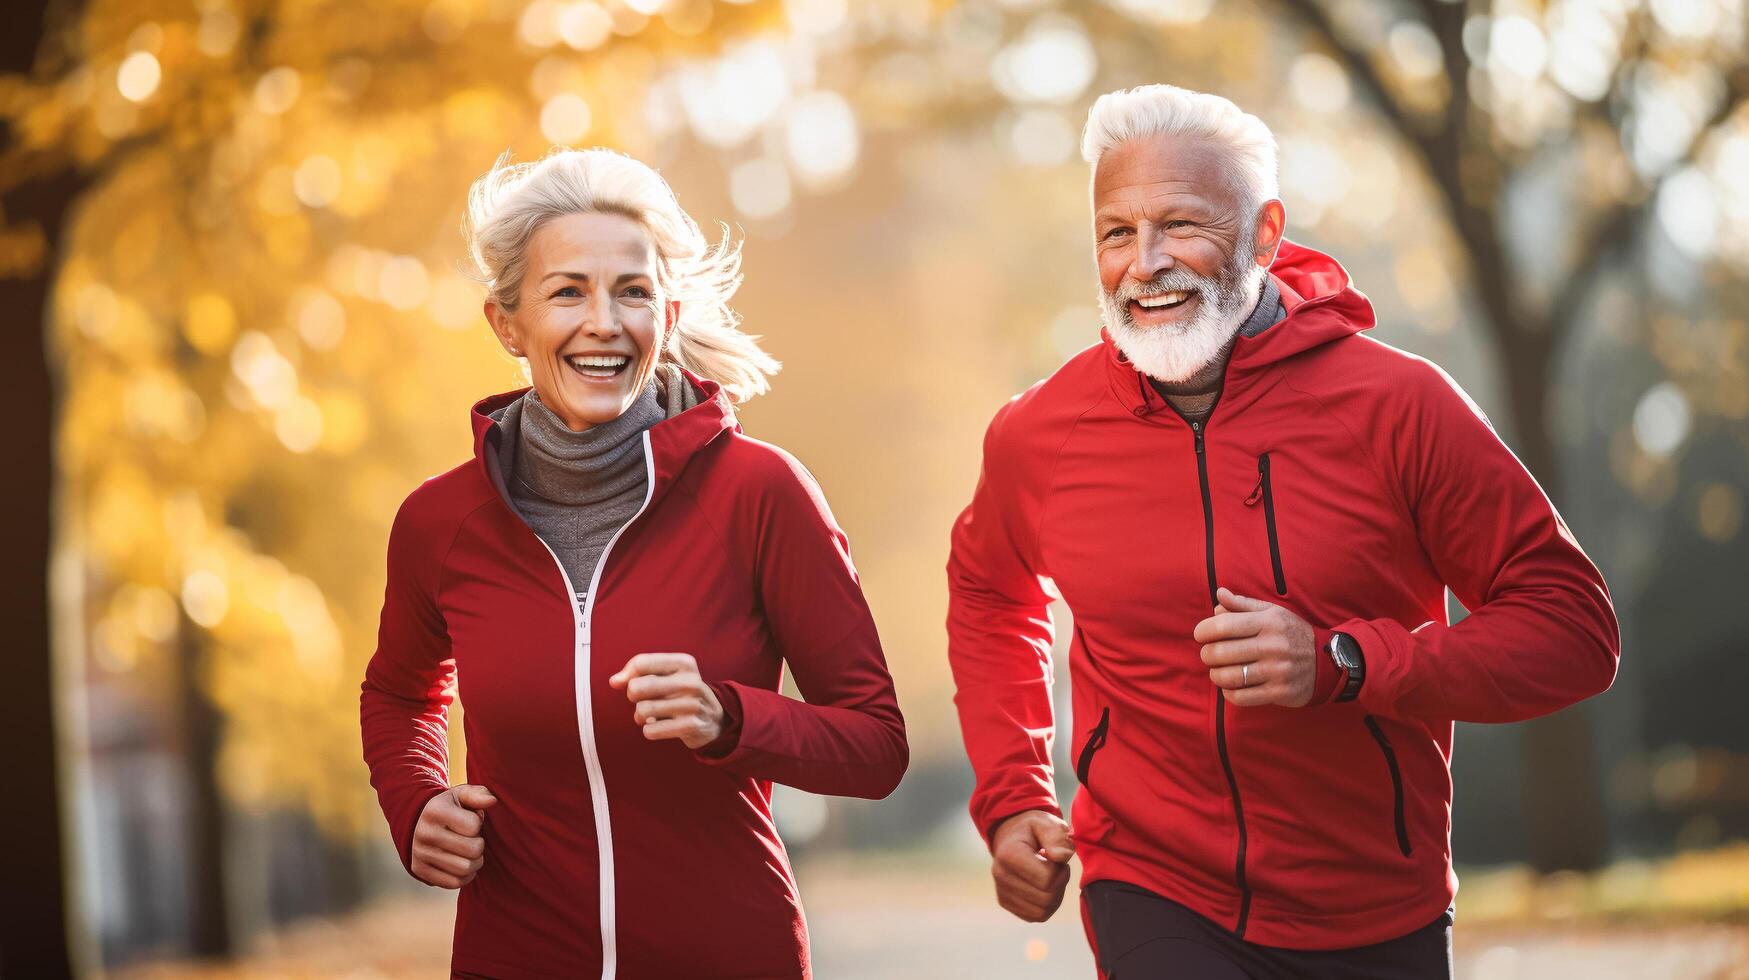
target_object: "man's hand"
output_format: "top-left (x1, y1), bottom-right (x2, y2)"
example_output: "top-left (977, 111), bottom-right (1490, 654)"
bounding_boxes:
top-left (608, 653), bottom-right (726, 749)
top-left (411, 784), bottom-right (496, 888)
top-left (1194, 587), bottom-right (1317, 707)
top-left (990, 809), bottom-right (1075, 922)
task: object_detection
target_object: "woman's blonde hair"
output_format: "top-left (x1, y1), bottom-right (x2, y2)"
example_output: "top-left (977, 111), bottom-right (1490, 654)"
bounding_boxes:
top-left (462, 147), bottom-right (779, 402)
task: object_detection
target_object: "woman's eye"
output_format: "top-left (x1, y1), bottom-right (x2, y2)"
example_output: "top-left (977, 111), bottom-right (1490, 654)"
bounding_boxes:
top-left (553, 286), bottom-right (580, 298)
top-left (622, 286), bottom-right (651, 300)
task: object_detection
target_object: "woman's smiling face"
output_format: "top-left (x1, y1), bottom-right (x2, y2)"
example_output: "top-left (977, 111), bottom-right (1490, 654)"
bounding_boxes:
top-left (486, 211), bottom-right (675, 431)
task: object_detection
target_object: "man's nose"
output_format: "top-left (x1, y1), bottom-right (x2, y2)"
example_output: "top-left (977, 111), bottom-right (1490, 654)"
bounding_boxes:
top-left (1131, 223), bottom-right (1174, 282)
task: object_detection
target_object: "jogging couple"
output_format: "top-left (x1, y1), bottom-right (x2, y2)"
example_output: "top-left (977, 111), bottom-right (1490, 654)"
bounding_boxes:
top-left (360, 83), bottom-right (1620, 979)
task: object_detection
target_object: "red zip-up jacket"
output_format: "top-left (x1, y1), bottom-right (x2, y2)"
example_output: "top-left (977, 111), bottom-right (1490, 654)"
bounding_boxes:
top-left (361, 372), bottom-right (907, 979)
top-left (947, 241), bottom-right (1619, 950)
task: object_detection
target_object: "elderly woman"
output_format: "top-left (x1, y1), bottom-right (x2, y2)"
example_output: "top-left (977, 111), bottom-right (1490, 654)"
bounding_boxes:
top-left (360, 148), bottom-right (908, 979)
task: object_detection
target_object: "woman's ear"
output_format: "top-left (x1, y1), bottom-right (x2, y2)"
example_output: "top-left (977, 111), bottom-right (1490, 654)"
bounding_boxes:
top-left (484, 300), bottom-right (522, 357)
top-left (658, 299), bottom-right (682, 358)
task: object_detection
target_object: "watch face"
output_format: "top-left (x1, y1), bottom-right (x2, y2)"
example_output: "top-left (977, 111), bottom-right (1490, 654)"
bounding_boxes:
top-left (1331, 636), bottom-right (1358, 670)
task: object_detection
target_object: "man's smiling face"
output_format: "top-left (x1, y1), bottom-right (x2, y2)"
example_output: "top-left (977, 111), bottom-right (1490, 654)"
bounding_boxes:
top-left (1092, 134), bottom-right (1282, 383)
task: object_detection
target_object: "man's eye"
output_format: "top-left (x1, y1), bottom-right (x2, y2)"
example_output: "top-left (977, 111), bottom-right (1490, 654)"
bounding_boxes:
top-left (1104, 228), bottom-right (1132, 240)
top-left (622, 286), bottom-right (651, 299)
top-left (1166, 220), bottom-right (1193, 230)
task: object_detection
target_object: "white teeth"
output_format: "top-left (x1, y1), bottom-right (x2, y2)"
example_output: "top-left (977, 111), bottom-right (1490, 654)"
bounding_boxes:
top-left (1136, 291), bottom-right (1189, 309)
top-left (567, 354), bottom-right (629, 368)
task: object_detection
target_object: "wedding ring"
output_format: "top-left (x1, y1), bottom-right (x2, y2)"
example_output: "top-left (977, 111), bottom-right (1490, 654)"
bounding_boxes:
top-left (1242, 663), bottom-right (1250, 686)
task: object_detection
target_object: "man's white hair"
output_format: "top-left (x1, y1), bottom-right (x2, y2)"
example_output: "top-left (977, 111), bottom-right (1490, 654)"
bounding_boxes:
top-left (463, 147), bottom-right (779, 402)
top-left (1080, 84), bottom-right (1279, 212)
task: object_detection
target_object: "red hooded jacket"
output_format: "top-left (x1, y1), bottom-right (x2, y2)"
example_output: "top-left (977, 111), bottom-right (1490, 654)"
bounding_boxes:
top-left (947, 241), bottom-right (1619, 950)
top-left (362, 373), bottom-right (907, 979)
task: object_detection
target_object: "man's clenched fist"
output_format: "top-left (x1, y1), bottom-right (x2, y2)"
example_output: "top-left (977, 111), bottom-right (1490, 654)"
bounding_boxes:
top-left (989, 809), bottom-right (1075, 922)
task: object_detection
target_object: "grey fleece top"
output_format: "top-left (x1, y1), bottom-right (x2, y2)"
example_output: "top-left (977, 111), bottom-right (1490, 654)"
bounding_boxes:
top-left (489, 365), bottom-right (700, 610)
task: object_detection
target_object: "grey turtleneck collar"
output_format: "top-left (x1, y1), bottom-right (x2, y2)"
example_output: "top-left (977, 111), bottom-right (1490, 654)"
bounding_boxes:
top-left (513, 383), bottom-right (663, 507)
top-left (488, 364), bottom-right (701, 606)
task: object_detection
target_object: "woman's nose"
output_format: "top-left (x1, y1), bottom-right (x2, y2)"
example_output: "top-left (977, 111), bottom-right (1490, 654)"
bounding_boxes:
top-left (581, 289), bottom-right (618, 337)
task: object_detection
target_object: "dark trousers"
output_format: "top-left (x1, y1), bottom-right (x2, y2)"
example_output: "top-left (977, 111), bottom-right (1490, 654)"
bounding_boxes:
top-left (1083, 881), bottom-right (1453, 980)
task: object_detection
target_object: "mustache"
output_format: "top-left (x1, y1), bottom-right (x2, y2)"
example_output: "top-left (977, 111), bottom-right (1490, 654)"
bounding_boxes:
top-left (1109, 269), bottom-right (1218, 305)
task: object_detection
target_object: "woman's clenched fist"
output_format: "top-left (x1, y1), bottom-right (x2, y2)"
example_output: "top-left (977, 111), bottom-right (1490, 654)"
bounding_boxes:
top-left (411, 784), bottom-right (497, 888)
top-left (609, 652), bottom-right (726, 749)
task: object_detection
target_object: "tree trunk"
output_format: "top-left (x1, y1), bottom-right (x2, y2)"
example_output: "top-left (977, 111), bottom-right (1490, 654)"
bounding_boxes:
top-left (177, 623), bottom-right (234, 957)
top-left (1497, 325), bottom-right (1610, 872)
top-left (0, 4), bottom-right (83, 974)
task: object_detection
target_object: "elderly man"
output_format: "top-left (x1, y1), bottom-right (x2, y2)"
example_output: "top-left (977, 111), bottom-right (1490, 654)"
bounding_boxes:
top-left (946, 84), bottom-right (1620, 978)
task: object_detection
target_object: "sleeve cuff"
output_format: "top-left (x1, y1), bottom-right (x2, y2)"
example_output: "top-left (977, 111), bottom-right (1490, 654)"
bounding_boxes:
top-left (695, 681), bottom-right (744, 760)
top-left (1311, 627), bottom-right (1341, 705)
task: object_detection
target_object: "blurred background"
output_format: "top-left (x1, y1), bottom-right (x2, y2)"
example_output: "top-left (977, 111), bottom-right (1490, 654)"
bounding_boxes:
top-left (3, 0), bottom-right (1747, 976)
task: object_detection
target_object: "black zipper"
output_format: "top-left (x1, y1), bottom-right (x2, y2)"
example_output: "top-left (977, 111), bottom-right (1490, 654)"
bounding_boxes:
top-left (1160, 394), bottom-right (1252, 938)
top-left (1363, 715), bottom-right (1412, 857)
top-left (1075, 707), bottom-right (1111, 787)
top-left (1257, 453), bottom-right (1287, 596)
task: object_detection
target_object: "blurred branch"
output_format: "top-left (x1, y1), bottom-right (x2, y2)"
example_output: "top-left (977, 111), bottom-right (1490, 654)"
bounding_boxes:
top-left (1548, 64), bottom-right (1749, 341)
top-left (1271, 0), bottom-right (1521, 347)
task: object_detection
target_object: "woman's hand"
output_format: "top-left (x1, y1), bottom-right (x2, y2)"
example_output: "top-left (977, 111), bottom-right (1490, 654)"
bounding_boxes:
top-left (411, 784), bottom-right (496, 888)
top-left (608, 652), bottom-right (725, 749)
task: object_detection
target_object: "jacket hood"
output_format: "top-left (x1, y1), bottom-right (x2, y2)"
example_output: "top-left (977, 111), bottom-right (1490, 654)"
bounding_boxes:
top-left (1106, 238), bottom-right (1376, 415)
top-left (470, 368), bottom-right (739, 508)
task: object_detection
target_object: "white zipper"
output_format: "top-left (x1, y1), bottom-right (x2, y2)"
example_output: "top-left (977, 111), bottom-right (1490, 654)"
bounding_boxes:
top-left (529, 429), bottom-right (657, 980)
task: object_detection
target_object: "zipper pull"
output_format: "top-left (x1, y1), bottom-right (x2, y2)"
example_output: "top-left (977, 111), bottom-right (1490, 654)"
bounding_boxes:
top-left (1244, 477), bottom-right (1263, 506)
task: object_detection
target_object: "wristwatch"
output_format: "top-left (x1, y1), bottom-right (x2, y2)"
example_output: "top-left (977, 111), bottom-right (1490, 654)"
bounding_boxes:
top-left (1327, 632), bottom-right (1365, 703)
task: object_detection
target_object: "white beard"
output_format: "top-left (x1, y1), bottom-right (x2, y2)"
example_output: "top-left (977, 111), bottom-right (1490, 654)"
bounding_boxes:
top-left (1100, 261), bottom-right (1267, 384)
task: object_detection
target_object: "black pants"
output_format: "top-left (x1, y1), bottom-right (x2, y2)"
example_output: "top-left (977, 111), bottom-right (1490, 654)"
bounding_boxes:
top-left (1083, 881), bottom-right (1453, 980)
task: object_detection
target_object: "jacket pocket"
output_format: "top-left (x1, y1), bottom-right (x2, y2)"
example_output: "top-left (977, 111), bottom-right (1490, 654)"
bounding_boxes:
top-left (1363, 715), bottom-right (1412, 857)
top-left (1247, 453), bottom-right (1288, 596)
top-left (1075, 707), bottom-right (1111, 788)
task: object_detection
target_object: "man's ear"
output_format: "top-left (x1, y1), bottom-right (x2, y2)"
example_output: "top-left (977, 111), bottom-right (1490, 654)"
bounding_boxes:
top-left (1253, 199), bottom-right (1287, 267)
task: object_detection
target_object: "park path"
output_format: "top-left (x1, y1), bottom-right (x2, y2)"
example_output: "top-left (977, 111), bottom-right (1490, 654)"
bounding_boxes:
top-left (115, 856), bottom-right (1748, 978)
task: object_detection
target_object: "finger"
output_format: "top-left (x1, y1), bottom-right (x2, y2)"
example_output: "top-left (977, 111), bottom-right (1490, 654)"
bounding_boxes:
top-left (998, 878), bottom-right (1067, 922)
top-left (419, 826), bottom-right (487, 860)
top-left (1209, 661), bottom-right (1274, 691)
top-left (1199, 636), bottom-right (1274, 667)
top-left (1215, 587), bottom-right (1274, 613)
top-left (1223, 683), bottom-right (1286, 708)
top-left (626, 673), bottom-right (703, 704)
top-left (997, 847), bottom-right (1065, 891)
top-left (1038, 846), bottom-right (1076, 865)
top-left (452, 784), bottom-right (497, 811)
top-left (1192, 610), bottom-right (1269, 644)
top-left (437, 803), bottom-right (484, 837)
top-left (414, 862), bottom-right (464, 889)
top-left (994, 867), bottom-right (1061, 908)
top-left (420, 847), bottom-right (477, 878)
top-left (999, 894), bottom-right (1053, 923)
top-left (1034, 819), bottom-right (1075, 862)
top-left (611, 652), bottom-right (698, 689)
top-left (640, 716), bottom-right (710, 742)
top-left (633, 696), bottom-right (705, 724)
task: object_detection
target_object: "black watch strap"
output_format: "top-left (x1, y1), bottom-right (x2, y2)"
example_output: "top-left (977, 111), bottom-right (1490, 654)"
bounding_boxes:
top-left (1330, 632), bottom-right (1365, 703)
